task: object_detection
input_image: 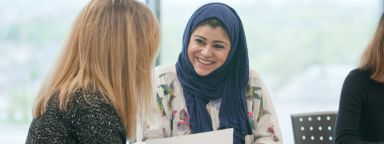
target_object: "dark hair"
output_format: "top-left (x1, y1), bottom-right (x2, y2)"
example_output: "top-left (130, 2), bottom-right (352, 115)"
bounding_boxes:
top-left (193, 18), bottom-right (229, 36)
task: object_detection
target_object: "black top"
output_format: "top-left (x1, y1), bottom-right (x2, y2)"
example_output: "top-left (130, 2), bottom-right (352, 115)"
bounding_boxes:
top-left (335, 69), bottom-right (384, 144)
top-left (26, 91), bottom-right (126, 144)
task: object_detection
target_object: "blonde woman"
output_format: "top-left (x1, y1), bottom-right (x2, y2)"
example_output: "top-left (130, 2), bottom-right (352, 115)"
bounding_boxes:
top-left (26, 0), bottom-right (159, 143)
top-left (334, 13), bottom-right (384, 144)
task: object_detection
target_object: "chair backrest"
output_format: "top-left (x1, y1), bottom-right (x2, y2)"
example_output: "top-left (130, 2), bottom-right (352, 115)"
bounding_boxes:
top-left (291, 111), bottom-right (337, 144)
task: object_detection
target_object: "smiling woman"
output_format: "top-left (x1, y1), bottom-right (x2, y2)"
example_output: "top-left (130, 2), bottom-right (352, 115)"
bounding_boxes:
top-left (156, 0), bottom-right (382, 143)
top-left (143, 2), bottom-right (282, 144)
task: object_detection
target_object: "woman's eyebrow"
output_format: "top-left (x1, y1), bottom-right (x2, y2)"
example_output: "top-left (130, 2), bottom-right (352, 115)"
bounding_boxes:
top-left (193, 35), bottom-right (207, 40)
top-left (194, 35), bottom-right (229, 46)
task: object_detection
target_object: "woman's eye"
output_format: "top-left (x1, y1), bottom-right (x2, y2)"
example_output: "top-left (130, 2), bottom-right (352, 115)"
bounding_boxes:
top-left (214, 44), bottom-right (224, 49)
top-left (196, 39), bottom-right (205, 45)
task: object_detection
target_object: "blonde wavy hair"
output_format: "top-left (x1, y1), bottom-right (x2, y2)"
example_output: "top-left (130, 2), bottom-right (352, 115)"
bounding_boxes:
top-left (32, 0), bottom-right (160, 139)
top-left (359, 13), bottom-right (384, 82)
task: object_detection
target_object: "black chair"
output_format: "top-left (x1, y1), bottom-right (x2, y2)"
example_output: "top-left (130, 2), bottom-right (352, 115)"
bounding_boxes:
top-left (291, 111), bottom-right (337, 144)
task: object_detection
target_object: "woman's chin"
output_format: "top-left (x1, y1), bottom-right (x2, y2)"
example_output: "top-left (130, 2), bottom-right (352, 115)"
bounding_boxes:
top-left (194, 68), bottom-right (213, 76)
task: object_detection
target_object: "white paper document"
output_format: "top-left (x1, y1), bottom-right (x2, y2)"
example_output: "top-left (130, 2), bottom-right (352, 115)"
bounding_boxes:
top-left (142, 128), bottom-right (233, 144)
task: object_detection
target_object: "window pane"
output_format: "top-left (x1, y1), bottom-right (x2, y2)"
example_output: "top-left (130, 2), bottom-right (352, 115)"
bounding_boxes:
top-left (0, 0), bottom-right (89, 143)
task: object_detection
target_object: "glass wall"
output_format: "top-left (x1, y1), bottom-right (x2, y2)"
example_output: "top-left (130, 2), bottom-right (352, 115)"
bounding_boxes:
top-left (0, 0), bottom-right (89, 143)
top-left (0, 0), bottom-right (381, 143)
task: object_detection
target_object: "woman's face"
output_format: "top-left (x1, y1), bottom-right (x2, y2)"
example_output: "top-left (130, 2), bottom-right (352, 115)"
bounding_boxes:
top-left (188, 25), bottom-right (231, 76)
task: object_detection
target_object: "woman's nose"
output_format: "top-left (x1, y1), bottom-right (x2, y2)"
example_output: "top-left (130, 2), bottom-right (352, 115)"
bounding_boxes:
top-left (201, 45), bottom-right (213, 57)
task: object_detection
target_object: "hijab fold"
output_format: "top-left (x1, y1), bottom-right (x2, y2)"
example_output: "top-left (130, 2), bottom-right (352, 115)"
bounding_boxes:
top-left (176, 3), bottom-right (252, 144)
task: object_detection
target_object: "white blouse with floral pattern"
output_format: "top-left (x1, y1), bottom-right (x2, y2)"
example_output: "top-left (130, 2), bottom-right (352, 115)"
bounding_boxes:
top-left (143, 64), bottom-right (282, 144)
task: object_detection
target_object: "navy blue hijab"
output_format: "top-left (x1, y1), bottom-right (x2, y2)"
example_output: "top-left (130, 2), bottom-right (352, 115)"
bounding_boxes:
top-left (176, 3), bottom-right (252, 144)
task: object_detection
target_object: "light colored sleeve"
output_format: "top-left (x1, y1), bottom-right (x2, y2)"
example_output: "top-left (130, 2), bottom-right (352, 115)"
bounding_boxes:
top-left (142, 65), bottom-right (174, 140)
top-left (249, 70), bottom-right (283, 144)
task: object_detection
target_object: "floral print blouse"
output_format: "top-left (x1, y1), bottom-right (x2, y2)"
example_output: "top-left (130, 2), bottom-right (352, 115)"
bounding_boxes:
top-left (143, 64), bottom-right (282, 144)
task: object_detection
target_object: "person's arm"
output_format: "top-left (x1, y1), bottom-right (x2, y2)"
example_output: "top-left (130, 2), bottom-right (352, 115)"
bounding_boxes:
top-left (143, 66), bottom-right (174, 140)
top-left (67, 93), bottom-right (126, 144)
top-left (250, 72), bottom-right (283, 144)
top-left (142, 93), bottom-right (172, 140)
top-left (334, 71), bottom-right (384, 144)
